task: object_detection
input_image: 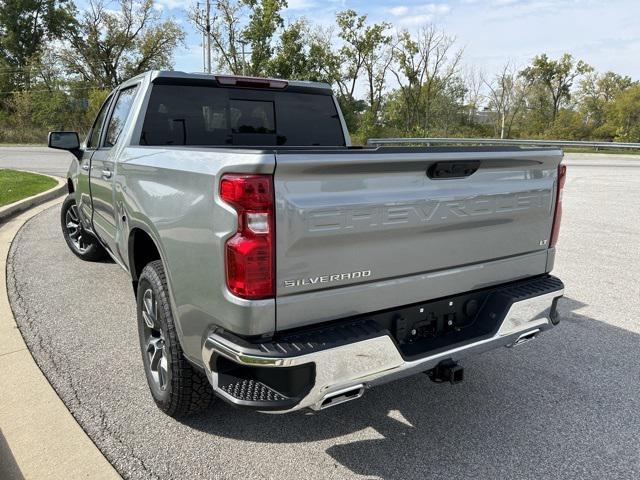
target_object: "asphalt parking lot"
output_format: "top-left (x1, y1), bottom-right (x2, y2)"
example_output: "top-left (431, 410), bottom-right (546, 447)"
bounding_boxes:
top-left (6, 153), bottom-right (640, 479)
top-left (0, 146), bottom-right (72, 178)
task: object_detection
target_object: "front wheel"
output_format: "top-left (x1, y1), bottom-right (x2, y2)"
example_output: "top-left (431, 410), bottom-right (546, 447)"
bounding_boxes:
top-left (60, 194), bottom-right (106, 261)
top-left (137, 260), bottom-right (214, 417)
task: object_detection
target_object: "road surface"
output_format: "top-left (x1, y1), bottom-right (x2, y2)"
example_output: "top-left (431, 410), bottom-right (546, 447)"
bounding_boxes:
top-left (0, 146), bottom-right (72, 177)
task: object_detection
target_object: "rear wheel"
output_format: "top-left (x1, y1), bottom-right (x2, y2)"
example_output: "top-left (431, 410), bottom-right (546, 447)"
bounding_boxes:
top-left (137, 260), bottom-right (214, 417)
top-left (60, 194), bottom-right (106, 261)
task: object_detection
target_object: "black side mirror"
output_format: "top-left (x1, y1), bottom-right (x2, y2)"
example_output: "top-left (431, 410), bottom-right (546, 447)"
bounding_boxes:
top-left (48, 131), bottom-right (82, 160)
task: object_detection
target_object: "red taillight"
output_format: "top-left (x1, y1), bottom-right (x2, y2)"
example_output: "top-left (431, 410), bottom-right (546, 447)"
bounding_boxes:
top-left (220, 174), bottom-right (274, 299)
top-left (550, 164), bottom-right (566, 247)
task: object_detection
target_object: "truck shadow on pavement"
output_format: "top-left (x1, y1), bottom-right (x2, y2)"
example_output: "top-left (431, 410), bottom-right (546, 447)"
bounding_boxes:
top-left (182, 297), bottom-right (640, 479)
top-left (0, 428), bottom-right (24, 480)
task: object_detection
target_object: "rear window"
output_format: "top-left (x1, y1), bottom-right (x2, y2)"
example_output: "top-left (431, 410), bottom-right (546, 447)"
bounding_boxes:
top-left (140, 84), bottom-right (345, 147)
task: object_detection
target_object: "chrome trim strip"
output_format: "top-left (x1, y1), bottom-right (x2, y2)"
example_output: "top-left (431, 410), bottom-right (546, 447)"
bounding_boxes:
top-left (202, 287), bottom-right (564, 412)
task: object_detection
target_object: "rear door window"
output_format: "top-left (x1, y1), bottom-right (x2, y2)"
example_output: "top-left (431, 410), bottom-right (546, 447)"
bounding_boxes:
top-left (104, 86), bottom-right (138, 148)
top-left (140, 84), bottom-right (345, 147)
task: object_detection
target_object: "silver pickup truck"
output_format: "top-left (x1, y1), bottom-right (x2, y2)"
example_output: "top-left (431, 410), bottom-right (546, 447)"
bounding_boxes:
top-left (49, 71), bottom-right (565, 417)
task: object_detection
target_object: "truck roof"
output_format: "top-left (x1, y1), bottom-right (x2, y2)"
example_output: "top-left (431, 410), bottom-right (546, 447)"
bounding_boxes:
top-left (125, 70), bottom-right (333, 94)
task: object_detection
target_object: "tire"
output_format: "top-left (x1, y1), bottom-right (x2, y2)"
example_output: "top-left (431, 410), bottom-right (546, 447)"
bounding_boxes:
top-left (60, 194), bottom-right (106, 261)
top-left (137, 260), bottom-right (214, 417)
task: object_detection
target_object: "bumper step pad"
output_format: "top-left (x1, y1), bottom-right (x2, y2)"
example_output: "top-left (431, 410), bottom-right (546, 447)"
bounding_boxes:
top-left (214, 318), bottom-right (387, 359)
top-left (220, 378), bottom-right (287, 403)
top-left (498, 275), bottom-right (564, 302)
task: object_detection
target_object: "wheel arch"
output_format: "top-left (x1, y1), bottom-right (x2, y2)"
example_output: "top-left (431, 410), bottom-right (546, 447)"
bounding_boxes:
top-left (128, 225), bottom-right (193, 365)
top-left (128, 227), bottom-right (163, 294)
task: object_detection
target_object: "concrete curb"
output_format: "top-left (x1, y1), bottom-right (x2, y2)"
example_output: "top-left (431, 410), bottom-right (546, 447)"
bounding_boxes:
top-left (0, 200), bottom-right (120, 480)
top-left (0, 172), bottom-right (67, 225)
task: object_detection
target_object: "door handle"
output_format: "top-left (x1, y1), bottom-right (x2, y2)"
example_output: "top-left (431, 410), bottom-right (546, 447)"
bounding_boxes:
top-left (101, 169), bottom-right (112, 179)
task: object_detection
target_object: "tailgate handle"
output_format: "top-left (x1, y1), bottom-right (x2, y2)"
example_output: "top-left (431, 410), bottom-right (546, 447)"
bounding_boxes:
top-left (428, 161), bottom-right (480, 179)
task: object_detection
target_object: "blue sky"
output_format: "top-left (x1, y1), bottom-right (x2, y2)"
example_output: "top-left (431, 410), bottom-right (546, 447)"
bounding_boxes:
top-left (147, 0), bottom-right (639, 81)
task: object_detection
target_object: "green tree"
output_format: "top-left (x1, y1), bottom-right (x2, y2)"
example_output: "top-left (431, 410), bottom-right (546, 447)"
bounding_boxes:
top-left (266, 20), bottom-right (327, 81)
top-left (389, 26), bottom-right (462, 135)
top-left (483, 62), bottom-right (528, 138)
top-left (520, 53), bottom-right (592, 123)
top-left (205, 0), bottom-right (244, 74)
top-left (59, 0), bottom-right (185, 88)
top-left (0, 56), bottom-right (15, 107)
top-left (241, 0), bottom-right (287, 76)
top-left (333, 11), bottom-right (390, 103)
top-left (203, 0), bottom-right (290, 76)
top-left (0, 0), bottom-right (73, 88)
top-left (605, 84), bottom-right (640, 142)
top-left (548, 109), bottom-right (590, 140)
top-left (330, 10), bottom-right (391, 136)
top-left (578, 71), bottom-right (635, 137)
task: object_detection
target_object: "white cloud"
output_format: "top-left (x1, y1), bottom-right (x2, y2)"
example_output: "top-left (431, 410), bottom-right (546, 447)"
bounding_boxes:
top-left (389, 2), bottom-right (451, 16)
top-left (439, 0), bottom-right (640, 79)
top-left (422, 3), bottom-right (451, 14)
top-left (387, 3), bottom-right (451, 27)
top-left (390, 6), bottom-right (410, 16)
top-left (490, 0), bottom-right (521, 6)
top-left (154, 0), bottom-right (184, 11)
top-left (396, 14), bottom-right (435, 27)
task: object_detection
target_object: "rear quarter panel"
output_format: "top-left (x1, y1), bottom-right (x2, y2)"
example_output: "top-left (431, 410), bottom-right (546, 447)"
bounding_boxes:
top-left (114, 146), bottom-right (275, 365)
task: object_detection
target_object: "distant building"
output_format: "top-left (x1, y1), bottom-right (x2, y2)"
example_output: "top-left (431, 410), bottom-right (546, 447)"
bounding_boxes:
top-left (473, 108), bottom-right (495, 125)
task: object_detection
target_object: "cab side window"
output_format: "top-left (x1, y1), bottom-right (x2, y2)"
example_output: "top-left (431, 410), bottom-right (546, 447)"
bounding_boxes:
top-left (87, 96), bottom-right (113, 149)
top-left (104, 86), bottom-right (139, 148)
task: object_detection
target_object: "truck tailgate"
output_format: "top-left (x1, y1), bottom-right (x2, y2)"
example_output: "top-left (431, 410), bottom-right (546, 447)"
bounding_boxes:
top-left (273, 147), bottom-right (563, 331)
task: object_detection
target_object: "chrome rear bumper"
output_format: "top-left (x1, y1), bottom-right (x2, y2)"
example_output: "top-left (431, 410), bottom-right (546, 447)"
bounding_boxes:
top-left (202, 278), bottom-right (563, 413)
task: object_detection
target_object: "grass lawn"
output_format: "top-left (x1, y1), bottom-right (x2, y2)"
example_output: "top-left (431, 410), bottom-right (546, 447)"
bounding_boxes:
top-left (0, 169), bottom-right (58, 207)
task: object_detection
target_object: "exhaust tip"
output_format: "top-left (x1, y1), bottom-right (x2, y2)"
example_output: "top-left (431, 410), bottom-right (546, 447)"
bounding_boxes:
top-left (315, 385), bottom-right (365, 410)
top-left (511, 329), bottom-right (540, 347)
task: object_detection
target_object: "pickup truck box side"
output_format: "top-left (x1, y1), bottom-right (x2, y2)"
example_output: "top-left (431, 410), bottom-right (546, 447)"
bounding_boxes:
top-left (49, 70), bottom-right (565, 417)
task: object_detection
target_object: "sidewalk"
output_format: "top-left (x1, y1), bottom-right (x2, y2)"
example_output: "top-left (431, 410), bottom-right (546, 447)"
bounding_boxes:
top-left (0, 199), bottom-right (120, 480)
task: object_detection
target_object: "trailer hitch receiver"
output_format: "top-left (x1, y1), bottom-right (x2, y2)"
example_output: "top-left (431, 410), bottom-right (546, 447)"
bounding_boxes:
top-left (428, 360), bottom-right (464, 384)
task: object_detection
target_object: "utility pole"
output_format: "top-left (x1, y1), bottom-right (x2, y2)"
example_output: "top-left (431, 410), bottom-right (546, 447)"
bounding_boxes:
top-left (240, 40), bottom-right (247, 76)
top-left (205, 0), bottom-right (211, 74)
top-left (193, 1), bottom-right (250, 75)
top-left (193, 1), bottom-right (212, 73)
top-left (198, 3), bottom-right (205, 72)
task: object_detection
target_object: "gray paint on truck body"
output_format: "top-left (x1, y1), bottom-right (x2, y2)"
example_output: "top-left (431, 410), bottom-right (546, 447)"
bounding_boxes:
top-left (66, 70), bottom-right (562, 368)
top-left (273, 148), bottom-right (562, 330)
top-left (116, 146), bottom-right (277, 362)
